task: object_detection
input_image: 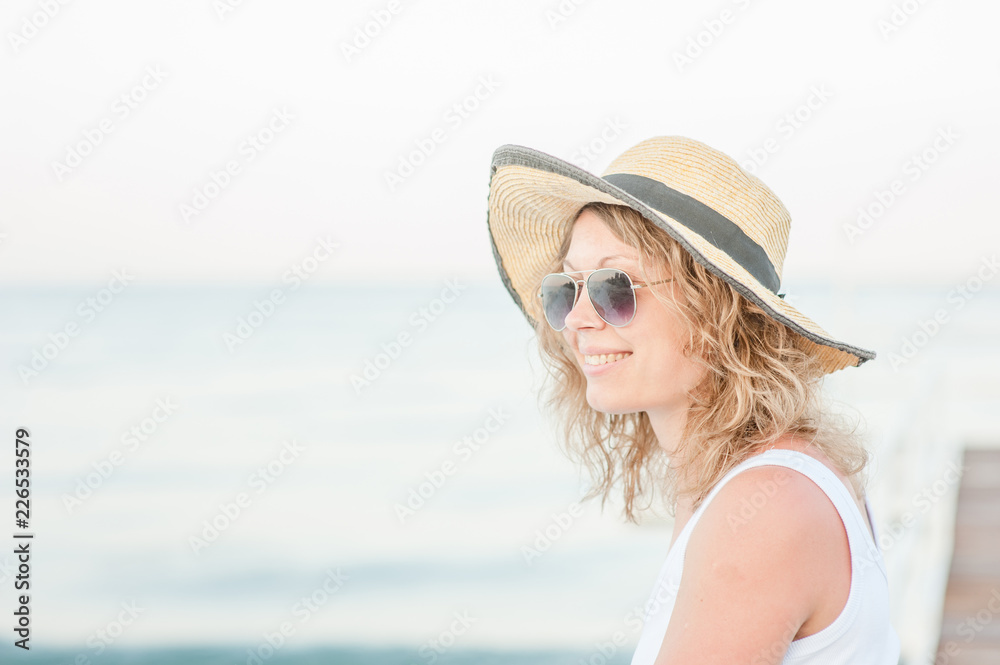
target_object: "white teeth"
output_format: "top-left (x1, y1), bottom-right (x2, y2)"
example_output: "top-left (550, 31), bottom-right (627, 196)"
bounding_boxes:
top-left (584, 352), bottom-right (632, 366)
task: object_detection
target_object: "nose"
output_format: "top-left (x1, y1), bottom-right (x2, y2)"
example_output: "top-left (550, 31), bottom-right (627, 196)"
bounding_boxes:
top-left (562, 279), bottom-right (605, 331)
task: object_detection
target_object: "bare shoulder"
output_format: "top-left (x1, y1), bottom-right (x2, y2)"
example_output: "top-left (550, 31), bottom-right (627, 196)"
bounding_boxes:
top-left (653, 465), bottom-right (847, 664)
top-left (702, 463), bottom-right (846, 550)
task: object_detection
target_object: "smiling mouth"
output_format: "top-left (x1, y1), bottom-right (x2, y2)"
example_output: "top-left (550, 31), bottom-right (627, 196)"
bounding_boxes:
top-left (584, 352), bottom-right (633, 366)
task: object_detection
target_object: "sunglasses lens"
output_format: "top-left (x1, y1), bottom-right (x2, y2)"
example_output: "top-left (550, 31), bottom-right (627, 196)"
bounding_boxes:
top-left (540, 274), bottom-right (576, 330)
top-left (589, 269), bottom-right (636, 326)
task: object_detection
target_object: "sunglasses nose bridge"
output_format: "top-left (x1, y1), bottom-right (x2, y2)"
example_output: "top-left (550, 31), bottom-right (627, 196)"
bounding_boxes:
top-left (563, 274), bottom-right (603, 328)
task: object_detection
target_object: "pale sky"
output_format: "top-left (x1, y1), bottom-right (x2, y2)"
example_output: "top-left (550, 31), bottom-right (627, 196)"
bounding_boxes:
top-left (1, 0), bottom-right (998, 287)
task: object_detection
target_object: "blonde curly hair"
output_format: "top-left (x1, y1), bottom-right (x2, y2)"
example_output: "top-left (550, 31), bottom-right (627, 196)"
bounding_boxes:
top-left (532, 201), bottom-right (871, 524)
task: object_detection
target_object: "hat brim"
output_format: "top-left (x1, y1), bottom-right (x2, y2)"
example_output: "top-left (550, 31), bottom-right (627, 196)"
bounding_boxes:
top-left (486, 144), bottom-right (876, 375)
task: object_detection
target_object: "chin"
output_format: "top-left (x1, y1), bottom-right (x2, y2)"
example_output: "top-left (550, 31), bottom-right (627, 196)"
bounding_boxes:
top-left (585, 390), bottom-right (641, 415)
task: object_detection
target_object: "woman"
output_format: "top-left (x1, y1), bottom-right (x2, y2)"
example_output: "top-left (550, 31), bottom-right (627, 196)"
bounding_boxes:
top-left (484, 136), bottom-right (900, 664)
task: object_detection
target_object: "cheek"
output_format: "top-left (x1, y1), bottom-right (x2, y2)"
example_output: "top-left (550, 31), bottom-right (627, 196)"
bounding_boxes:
top-left (634, 309), bottom-right (690, 358)
top-left (645, 347), bottom-right (689, 376)
top-left (561, 329), bottom-right (577, 354)
top-left (633, 322), bottom-right (700, 378)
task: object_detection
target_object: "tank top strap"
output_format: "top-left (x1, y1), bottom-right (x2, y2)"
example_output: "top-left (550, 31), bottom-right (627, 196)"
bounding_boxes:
top-left (683, 448), bottom-right (886, 580)
top-left (864, 494), bottom-right (881, 544)
top-left (632, 448), bottom-right (899, 664)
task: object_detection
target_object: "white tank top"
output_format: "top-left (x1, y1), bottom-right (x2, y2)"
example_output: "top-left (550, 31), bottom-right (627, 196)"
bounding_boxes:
top-left (629, 448), bottom-right (901, 664)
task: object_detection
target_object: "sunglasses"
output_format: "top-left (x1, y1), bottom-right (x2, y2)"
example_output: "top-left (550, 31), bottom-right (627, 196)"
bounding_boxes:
top-left (536, 268), bottom-right (673, 331)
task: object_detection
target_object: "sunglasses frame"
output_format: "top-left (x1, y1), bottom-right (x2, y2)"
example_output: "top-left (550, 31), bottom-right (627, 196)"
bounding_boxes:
top-left (536, 267), bottom-right (674, 331)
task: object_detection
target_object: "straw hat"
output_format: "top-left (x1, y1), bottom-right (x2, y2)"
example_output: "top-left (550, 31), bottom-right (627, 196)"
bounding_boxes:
top-left (485, 135), bottom-right (876, 374)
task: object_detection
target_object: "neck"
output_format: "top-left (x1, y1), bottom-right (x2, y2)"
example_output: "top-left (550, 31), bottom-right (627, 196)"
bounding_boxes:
top-left (647, 404), bottom-right (690, 460)
top-left (648, 402), bottom-right (709, 514)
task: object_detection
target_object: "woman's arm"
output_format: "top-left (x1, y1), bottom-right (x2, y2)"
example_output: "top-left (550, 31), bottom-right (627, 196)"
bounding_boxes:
top-left (653, 465), bottom-right (851, 665)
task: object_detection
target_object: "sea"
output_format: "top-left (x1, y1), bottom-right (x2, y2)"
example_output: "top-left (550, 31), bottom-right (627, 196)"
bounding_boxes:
top-left (0, 279), bottom-right (997, 665)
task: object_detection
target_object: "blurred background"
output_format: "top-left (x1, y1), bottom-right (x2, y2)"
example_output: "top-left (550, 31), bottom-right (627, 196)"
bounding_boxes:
top-left (1, 1), bottom-right (998, 663)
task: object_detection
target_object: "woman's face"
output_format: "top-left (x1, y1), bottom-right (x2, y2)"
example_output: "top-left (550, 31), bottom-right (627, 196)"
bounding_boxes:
top-left (560, 209), bottom-right (708, 418)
